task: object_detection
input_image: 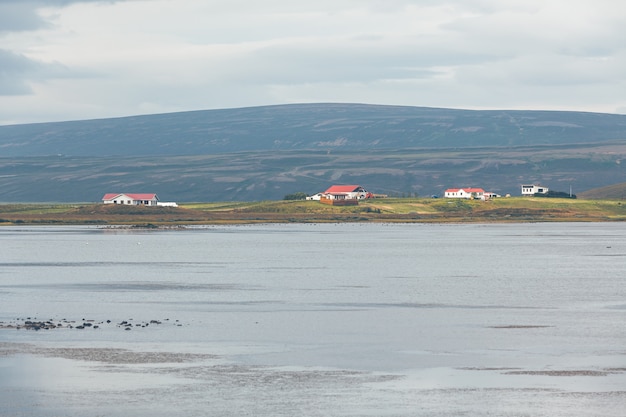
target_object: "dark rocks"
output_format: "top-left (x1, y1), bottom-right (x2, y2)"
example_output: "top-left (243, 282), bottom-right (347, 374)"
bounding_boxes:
top-left (1, 317), bottom-right (183, 331)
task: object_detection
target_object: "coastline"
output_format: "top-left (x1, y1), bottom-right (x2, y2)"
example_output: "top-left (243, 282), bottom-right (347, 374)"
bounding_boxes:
top-left (1, 197), bottom-right (626, 225)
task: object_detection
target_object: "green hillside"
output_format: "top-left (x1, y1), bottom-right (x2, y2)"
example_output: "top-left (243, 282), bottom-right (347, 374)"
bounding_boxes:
top-left (1, 198), bottom-right (625, 225)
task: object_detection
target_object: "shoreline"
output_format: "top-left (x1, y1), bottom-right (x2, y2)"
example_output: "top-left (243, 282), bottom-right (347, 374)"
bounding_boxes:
top-left (1, 198), bottom-right (625, 225)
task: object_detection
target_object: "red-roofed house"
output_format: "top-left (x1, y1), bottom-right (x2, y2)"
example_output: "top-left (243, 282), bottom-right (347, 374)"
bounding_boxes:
top-left (102, 193), bottom-right (159, 206)
top-left (444, 188), bottom-right (485, 200)
top-left (322, 185), bottom-right (373, 200)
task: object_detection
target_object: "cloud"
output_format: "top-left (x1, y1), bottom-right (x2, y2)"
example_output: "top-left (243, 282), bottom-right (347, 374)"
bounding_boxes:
top-left (0, 49), bottom-right (73, 94)
top-left (0, 2), bottom-right (48, 32)
top-left (0, 0), bottom-right (125, 32)
top-left (1, 0), bottom-right (625, 124)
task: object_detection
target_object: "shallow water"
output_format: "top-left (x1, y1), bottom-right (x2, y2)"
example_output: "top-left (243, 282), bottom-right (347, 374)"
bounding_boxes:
top-left (1, 223), bottom-right (625, 416)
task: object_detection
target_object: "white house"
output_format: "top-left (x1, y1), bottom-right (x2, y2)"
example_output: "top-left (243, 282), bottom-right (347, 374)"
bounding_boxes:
top-left (521, 184), bottom-right (549, 196)
top-left (306, 193), bottom-right (324, 201)
top-left (483, 192), bottom-right (501, 199)
top-left (308, 185), bottom-right (373, 201)
top-left (444, 188), bottom-right (485, 200)
top-left (102, 193), bottom-right (159, 206)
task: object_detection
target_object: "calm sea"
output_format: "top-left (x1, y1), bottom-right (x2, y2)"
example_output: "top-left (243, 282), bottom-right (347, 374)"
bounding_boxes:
top-left (1, 223), bottom-right (625, 416)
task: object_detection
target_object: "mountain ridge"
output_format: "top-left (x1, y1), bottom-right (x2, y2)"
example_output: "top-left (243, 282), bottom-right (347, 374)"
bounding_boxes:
top-left (1, 103), bottom-right (625, 202)
top-left (2, 103), bottom-right (626, 157)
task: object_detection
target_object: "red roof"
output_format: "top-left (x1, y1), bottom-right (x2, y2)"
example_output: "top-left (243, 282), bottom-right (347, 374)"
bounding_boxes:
top-left (324, 185), bottom-right (363, 193)
top-left (102, 193), bottom-right (158, 201)
top-left (445, 188), bottom-right (484, 193)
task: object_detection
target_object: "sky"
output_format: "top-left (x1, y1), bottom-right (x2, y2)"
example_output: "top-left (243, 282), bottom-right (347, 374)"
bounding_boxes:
top-left (1, 0), bottom-right (625, 125)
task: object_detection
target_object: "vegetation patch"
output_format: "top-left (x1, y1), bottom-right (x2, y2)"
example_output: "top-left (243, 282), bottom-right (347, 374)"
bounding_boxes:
top-left (1, 197), bottom-right (626, 225)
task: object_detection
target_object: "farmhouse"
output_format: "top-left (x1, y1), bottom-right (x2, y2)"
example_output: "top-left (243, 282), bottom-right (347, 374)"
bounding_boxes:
top-left (444, 188), bottom-right (485, 200)
top-left (307, 185), bottom-right (373, 205)
top-left (323, 185), bottom-right (373, 200)
top-left (521, 184), bottom-right (549, 196)
top-left (102, 193), bottom-right (159, 206)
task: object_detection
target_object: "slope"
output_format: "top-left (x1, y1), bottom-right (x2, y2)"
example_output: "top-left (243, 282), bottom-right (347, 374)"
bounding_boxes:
top-left (1, 103), bottom-right (625, 157)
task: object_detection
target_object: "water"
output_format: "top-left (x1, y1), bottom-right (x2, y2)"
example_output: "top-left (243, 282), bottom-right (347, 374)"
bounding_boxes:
top-left (1, 223), bottom-right (625, 416)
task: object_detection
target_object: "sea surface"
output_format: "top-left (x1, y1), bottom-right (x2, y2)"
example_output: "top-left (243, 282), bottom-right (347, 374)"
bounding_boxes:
top-left (1, 223), bottom-right (625, 416)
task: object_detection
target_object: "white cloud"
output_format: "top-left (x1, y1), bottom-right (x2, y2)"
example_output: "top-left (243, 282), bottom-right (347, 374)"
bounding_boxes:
top-left (0, 0), bottom-right (625, 124)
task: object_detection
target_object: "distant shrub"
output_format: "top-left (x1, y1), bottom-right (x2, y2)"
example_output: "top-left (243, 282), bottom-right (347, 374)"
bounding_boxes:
top-left (534, 191), bottom-right (577, 199)
top-left (283, 192), bottom-right (308, 200)
top-left (360, 206), bottom-right (380, 213)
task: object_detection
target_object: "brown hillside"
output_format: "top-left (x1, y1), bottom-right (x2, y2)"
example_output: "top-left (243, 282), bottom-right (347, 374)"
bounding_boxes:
top-left (578, 182), bottom-right (626, 200)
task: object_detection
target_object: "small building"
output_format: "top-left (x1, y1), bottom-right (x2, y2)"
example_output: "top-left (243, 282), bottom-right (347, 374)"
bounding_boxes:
top-left (306, 193), bottom-right (323, 201)
top-left (322, 185), bottom-right (373, 200)
top-left (307, 185), bottom-right (373, 202)
top-left (444, 188), bottom-right (485, 200)
top-left (521, 184), bottom-right (549, 196)
top-left (484, 192), bottom-right (501, 199)
top-left (102, 193), bottom-right (159, 206)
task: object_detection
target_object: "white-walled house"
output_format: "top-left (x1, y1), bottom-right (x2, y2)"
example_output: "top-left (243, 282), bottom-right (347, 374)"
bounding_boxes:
top-left (308, 185), bottom-right (373, 201)
top-left (444, 188), bottom-right (485, 200)
top-left (324, 185), bottom-right (373, 199)
top-left (521, 184), bottom-right (549, 196)
top-left (306, 193), bottom-right (323, 201)
top-left (102, 193), bottom-right (159, 206)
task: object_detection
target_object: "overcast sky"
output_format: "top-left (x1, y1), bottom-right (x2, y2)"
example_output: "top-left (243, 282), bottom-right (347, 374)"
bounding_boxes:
top-left (1, 0), bottom-right (625, 125)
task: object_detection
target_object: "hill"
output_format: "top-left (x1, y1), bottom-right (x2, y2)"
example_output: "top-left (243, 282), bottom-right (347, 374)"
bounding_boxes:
top-left (578, 182), bottom-right (626, 200)
top-left (1, 103), bottom-right (626, 202)
top-left (2, 103), bottom-right (626, 157)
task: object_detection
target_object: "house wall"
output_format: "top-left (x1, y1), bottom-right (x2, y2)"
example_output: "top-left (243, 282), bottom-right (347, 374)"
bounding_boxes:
top-left (140, 199), bottom-right (158, 206)
top-left (319, 196), bottom-right (358, 206)
top-left (445, 191), bottom-right (467, 198)
top-left (521, 185), bottom-right (549, 195)
top-left (103, 197), bottom-right (135, 205)
top-left (445, 190), bottom-right (471, 199)
top-left (444, 189), bottom-right (485, 200)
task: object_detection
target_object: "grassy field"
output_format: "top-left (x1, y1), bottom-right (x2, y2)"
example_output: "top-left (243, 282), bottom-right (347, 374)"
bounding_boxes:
top-left (1, 197), bottom-right (626, 226)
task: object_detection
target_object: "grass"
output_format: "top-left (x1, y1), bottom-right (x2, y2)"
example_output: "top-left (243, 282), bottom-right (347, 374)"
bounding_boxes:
top-left (0, 203), bottom-right (83, 214)
top-left (1, 197), bottom-right (626, 225)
